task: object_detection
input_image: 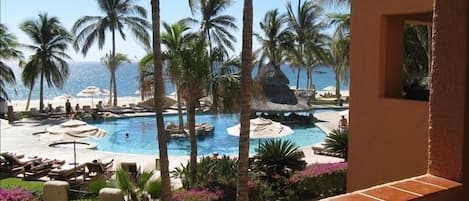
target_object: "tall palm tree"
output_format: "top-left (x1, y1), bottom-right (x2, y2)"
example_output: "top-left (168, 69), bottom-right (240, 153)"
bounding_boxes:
top-left (138, 53), bottom-right (154, 101)
top-left (178, 37), bottom-right (211, 185)
top-left (150, 0), bottom-right (172, 200)
top-left (285, 0), bottom-right (324, 89)
top-left (161, 21), bottom-right (195, 131)
top-left (237, 0), bottom-right (252, 200)
top-left (72, 0), bottom-right (150, 106)
top-left (101, 52), bottom-right (131, 104)
top-left (0, 24), bottom-right (22, 101)
top-left (324, 36), bottom-right (349, 99)
top-left (186, 0), bottom-right (238, 112)
top-left (20, 13), bottom-right (72, 111)
top-left (326, 13), bottom-right (350, 99)
top-left (254, 9), bottom-right (291, 70)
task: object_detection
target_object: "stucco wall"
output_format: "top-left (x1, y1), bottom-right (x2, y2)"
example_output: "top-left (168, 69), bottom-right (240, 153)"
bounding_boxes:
top-left (348, 0), bottom-right (432, 191)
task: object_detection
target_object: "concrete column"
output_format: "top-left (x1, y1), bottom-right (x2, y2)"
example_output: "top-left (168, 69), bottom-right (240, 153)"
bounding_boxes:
top-left (43, 181), bottom-right (69, 201)
top-left (99, 188), bottom-right (125, 201)
top-left (429, 0), bottom-right (468, 182)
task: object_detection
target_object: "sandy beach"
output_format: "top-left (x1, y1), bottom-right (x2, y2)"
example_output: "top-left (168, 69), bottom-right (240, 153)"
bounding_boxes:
top-left (7, 96), bottom-right (144, 112)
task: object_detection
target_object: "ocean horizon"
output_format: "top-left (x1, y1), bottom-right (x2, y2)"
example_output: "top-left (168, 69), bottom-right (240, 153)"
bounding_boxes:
top-left (5, 62), bottom-right (349, 101)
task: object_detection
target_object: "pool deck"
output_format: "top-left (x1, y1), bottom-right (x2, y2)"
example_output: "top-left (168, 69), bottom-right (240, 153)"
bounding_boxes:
top-left (0, 109), bottom-right (345, 187)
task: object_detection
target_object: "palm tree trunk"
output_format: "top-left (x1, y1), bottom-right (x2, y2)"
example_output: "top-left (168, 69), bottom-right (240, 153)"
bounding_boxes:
top-left (335, 72), bottom-right (341, 99)
top-left (25, 85), bottom-right (33, 111)
top-left (176, 85), bottom-right (184, 131)
top-left (306, 67), bottom-right (311, 89)
top-left (39, 70), bottom-right (44, 111)
top-left (206, 32), bottom-right (219, 113)
top-left (237, 0), bottom-right (253, 200)
top-left (187, 98), bottom-right (197, 185)
top-left (296, 68), bottom-right (301, 89)
top-left (151, 0), bottom-right (172, 200)
top-left (112, 71), bottom-right (118, 106)
top-left (309, 67), bottom-right (314, 89)
top-left (109, 76), bottom-right (113, 104)
top-left (111, 28), bottom-right (118, 106)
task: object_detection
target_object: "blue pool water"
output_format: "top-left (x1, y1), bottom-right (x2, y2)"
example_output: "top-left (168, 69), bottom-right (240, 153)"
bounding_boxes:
top-left (88, 112), bottom-right (328, 156)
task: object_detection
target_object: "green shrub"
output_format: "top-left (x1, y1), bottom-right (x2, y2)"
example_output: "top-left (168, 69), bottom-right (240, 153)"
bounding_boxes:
top-left (290, 163), bottom-right (347, 199)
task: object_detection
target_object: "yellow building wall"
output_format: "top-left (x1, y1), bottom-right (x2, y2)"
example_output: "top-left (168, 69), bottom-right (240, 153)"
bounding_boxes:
top-left (348, 0), bottom-right (432, 191)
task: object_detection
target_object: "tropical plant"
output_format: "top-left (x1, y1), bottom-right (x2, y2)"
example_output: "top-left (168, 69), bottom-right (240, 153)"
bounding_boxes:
top-left (150, 0), bottom-right (172, 200)
top-left (255, 139), bottom-right (306, 178)
top-left (171, 155), bottom-right (238, 189)
top-left (161, 21), bottom-right (196, 131)
top-left (137, 53), bottom-right (154, 100)
top-left (172, 188), bottom-right (223, 201)
top-left (115, 168), bottom-right (162, 201)
top-left (237, 0), bottom-right (253, 200)
top-left (101, 52), bottom-right (131, 104)
top-left (254, 9), bottom-right (291, 70)
top-left (72, 0), bottom-right (150, 106)
top-left (285, 0), bottom-right (324, 89)
top-left (323, 129), bottom-right (348, 160)
top-left (186, 0), bottom-right (238, 112)
top-left (0, 24), bottom-right (22, 101)
top-left (290, 162), bottom-right (347, 199)
top-left (323, 36), bottom-right (349, 99)
top-left (178, 37), bottom-right (211, 184)
top-left (403, 24), bottom-right (431, 90)
top-left (20, 13), bottom-right (72, 111)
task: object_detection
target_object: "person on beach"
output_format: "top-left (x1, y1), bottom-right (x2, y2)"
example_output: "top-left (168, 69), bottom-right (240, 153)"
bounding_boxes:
top-left (75, 104), bottom-right (80, 112)
top-left (65, 99), bottom-right (71, 115)
top-left (339, 115), bottom-right (348, 129)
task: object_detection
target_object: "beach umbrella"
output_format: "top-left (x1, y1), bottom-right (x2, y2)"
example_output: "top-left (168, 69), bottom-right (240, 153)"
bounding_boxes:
top-left (53, 93), bottom-right (74, 100)
top-left (323, 85), bottom-right (336, 91)
top-left (77, 86), bottom-right (108, 105)
top-left (227, 117), bottom-right (294, 148)
top-left (46, 119), bottom-right (107, 139)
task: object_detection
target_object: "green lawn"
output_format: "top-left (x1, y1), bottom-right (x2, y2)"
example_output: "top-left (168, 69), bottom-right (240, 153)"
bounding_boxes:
top-left (0, 177), bottom-right (44, 194)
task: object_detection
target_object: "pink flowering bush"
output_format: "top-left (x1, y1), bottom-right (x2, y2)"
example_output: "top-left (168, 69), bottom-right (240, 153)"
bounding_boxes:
top-left (290, 162), bottom-right (348, 183)
top-left (290, 162), bottom-right (347, 199)
top-left (0, 188), bottom-right (38, 201)
top-left (172, 188), bottom-right (223, 201)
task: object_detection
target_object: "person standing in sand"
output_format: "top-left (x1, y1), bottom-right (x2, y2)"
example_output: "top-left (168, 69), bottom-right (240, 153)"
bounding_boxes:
top-left (65, 99), bottom-right (71, 115)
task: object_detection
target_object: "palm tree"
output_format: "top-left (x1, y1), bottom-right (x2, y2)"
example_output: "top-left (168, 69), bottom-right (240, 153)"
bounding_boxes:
top-left (285, 0), bottom-right (324, 89)
top-left (324, 13), bottom-right (350, 99)
top-left (115, 168), bottom-right (162, 200)
top-left (101, 52), bottom-right (131, 104)
top-left (137, 53), bottom-right (154, 101)
top-left (151, 0), bottom-right (172, 200)
top-left (20, 13), bottom-right (72, 111)
top-left (186, 0), bottom-right (238, 112)
top-left (178, 38), bottom-right (211, 185)
top-left (161, 21), bottom-right (196, 131)
top-left (323, 129), bottom-right (348, 160)
top-left (72, 0), bottom-right (150, 106)
top-left (254, 9), bottom-right (291, 70)
top-left (403, 24), bottom-right (431, 90)
top-left (0, 24), bottom-right (22, 101)
top-left (237, 0), bottom-right (252, 200)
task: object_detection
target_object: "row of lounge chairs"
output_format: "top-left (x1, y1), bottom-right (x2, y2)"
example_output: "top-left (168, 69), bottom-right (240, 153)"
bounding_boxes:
top-left (0, 152), bottom-right (115, 183)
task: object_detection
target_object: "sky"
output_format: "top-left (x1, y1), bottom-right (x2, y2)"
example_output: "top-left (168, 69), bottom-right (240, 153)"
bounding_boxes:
top-left (1, 0), bottom-right (346, 62)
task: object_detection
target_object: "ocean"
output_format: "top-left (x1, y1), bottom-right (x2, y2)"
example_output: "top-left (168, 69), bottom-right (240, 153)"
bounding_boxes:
top-left (5, 62), bottom-right (349, 101)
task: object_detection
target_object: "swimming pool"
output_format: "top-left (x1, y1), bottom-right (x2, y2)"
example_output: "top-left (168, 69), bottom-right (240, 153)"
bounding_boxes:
top-left (88, 112), bottom-right (329, 156)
